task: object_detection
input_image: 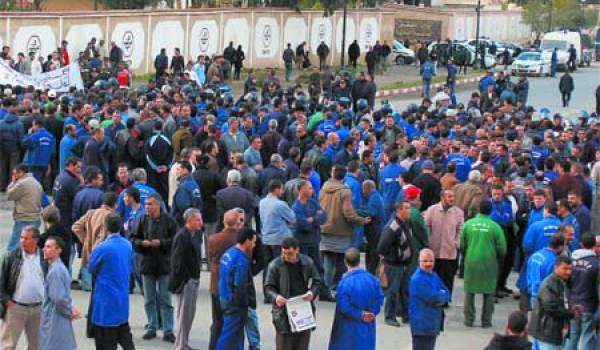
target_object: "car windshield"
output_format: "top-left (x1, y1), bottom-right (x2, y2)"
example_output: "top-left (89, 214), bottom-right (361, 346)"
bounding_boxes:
top-left (518, 53), bottom-right (540, 61)
top-left (394, 40), bottom-right (405, 50)
top-left (541, 39), bottom-right (567, 51)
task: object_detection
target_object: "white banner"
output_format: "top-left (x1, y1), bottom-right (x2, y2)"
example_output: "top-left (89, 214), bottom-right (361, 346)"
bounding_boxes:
top-left (0, 60), bottom-right (84, 92)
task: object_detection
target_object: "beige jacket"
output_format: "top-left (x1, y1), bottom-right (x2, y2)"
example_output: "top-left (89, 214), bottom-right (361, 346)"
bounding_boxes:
top-left (319, 180), bottom-right (367, 237)
top-left (452, 180), bottom-right (483, 220)
top-left (6, 173), bottom-right (43, 222)
top-left (424, 203), bottom-right (464, 260)
top-left (72, 205), bottom-right (113, 267)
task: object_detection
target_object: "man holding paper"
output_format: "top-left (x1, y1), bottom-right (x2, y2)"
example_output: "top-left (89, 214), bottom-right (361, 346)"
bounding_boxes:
top-left (264, 236), bottom-right (321, 350)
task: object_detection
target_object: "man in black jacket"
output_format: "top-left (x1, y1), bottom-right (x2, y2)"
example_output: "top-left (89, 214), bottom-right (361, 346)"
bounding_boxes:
top-left (377, 200), bottom-right (413, 327)
top-left (529, 256), bottom-right (579, 348)
top-left (131, 193), bottom-right (177, 343)
top-left (145, 120), bottom-right (174, 205)
top-left (348, 40), bottom-right (360, 68)
top-left (216, 170), bottom-right (257, 231)
top-left (559, 71), bottom-right (574, 108)
top-left (170, 48), bottom-right (185, 75)
top-left (170, 208), bottom-right (202, 350)
top-left (264, 236), bottom-right (321, 350)
top-left (316, 41), bottom-right (330, 70)
top-left (154, 48), bottom-right (168, 81)
top-left (484, 310), bottom-right (531, 350)
top-left (0, 226), bottom-right (46, 349)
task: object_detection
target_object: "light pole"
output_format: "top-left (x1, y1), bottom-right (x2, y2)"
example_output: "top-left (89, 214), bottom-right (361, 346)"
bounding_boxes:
top-left (475, 0), bottom-right (481, 68)
top-left (340, 0), bottom-right (347, 67)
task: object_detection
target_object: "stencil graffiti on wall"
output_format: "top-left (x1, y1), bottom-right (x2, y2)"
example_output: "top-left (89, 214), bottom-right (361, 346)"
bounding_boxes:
top-left (359, 17), bottom-right (378, 49)
top-left (254, 18), bottom-right (279, 59)
top-left (190, 20), bottom-right (218, 58)
top-left (112, 22), bottom-right (145, 70)
top-left (26, 35), bottom-right (42, 55)
top-left (311, 17), bottom-right (332, 53)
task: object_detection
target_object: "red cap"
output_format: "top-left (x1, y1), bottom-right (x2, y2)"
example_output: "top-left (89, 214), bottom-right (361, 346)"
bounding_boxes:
top-left (404, 185), bottom-right (422, 200)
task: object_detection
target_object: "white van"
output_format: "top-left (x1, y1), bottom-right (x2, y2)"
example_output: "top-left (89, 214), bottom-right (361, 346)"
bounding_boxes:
top-left (540, 30), bottom-right (582, 69)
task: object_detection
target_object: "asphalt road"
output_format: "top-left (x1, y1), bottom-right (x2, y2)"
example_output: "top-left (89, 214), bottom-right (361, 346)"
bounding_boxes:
top-left (385, 63), bottom-right (600, 119)
top-left (0, 64), bottom-right (598, 350)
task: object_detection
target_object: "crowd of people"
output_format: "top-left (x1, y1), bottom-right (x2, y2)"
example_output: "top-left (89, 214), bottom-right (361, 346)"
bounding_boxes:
top-left (0, 34), bottom-right (599, 350)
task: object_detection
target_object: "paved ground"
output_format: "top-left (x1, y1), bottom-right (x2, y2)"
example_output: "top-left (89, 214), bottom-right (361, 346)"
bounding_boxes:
top-left (0, 64), bottom-right (597, 350)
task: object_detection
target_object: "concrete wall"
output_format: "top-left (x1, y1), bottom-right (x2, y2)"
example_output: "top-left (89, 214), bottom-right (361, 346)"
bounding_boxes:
top-left (0, 9), bottom-right (395, 74)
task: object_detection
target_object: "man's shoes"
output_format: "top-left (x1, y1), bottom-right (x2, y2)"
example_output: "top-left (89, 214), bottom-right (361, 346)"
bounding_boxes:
top-left (385, 319), bottom-right (401, 327)
top-left (495, 291), bottom-right (507, 298)
top-left (401, 316), bottom-right (410, 324)
top-left (464, 321), bottom-right (474, 328)
top-left (319, 293), bottom-right (335, 302)
top-left (163, 332), bottom-right (176, 343)
top-left (499, 286), bottom-right (513, 294)
top-left (142, 330), bottom-right (156, 340)
top-left (481, 323), bottom-right (492, 328)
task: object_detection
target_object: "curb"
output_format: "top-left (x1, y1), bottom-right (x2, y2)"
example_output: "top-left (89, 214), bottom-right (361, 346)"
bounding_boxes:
top-left (375, 75), bottom-right (484, 98)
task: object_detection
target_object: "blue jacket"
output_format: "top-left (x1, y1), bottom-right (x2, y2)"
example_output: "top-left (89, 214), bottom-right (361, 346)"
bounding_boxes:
top-left (523, 215), bottom-right (561, 256)
top-left (292, 198), bottom-right (327, 247)
top-left (259, 194), bottom-right (296, 246)
top-left (420, 61), bottom-right (435, 80)
top-left (328, 268), bottom-right (384, 350)
top-left (380, 163), bottom-right (406, 211)
top-left (531, 146), bottom-right (549, 170)
top-left (218, 246), bottom-right (255, 314)
top-left (171, 175), bottom-right (202, 226)
top-left (408, 268), bottom-right (450, 336)
top-left (526, 247), bottom-right (558, 305)
top-left (344, 173), bottom-right (362, 210)
top-left (444, 154), bottom-right (472, 182)
top-left (87, 234), bottom-right (133, 327)
top-left (0, 113), bottom-right (24, 154)
top-left (117, 181), bottom-right (159, 222)
top-left (568, 249), bottom-right (599, 312)
top-left (489, 198), bottom-right (513, 228)
top-left (447, 63), bottom-right (457, 80)
top-left (561, 213), bottom-right (580, 252)
top-left (22, 128), bottom-right (55, 167)
top-left (59, 135), bottom-right (77, 173)
top-left (52, 170), bottom-right (82, 228)
top-left (360, 191), bottom-right (385, 231)
top-left (527, 206), bottom-right (545, 228)
top-left (479, 74), bottom-right (495, 93)
top-left (72, 186), bottom-right (104, 222)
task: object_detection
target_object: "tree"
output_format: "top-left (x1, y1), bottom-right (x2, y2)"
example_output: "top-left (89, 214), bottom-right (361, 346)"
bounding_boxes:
top-left (523, 0), bottom-right (598, 33)
top-left (96, 0), bottom-right (166, 9)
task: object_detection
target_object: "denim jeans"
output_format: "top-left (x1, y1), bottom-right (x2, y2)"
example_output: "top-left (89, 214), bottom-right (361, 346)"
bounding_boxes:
top-left (350, 226), bottom-right (364, 249)
top-left (536, 340), bottom-right (562, 350)
top-left (322, 251), bottom-right (345, 292)
top-left (285, 64), bottom-right (293, 82)
top-left (80, 266), bottom-right (92, 291)
top-left (422, 79), bottom-right (431, 98)
top-left (384, 264), bottom-right (407, 321)
top-left (564, 312), bottom-right (595, 350)
top-left (246, 307), bottom-right (260, 349)
top-left (142, 274), bottom-right (174, 333)
top-left (7, 220), bottom-right (41, 252)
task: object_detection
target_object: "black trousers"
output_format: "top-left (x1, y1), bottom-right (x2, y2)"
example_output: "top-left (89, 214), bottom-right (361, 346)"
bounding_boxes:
top-left (93, 323), bottom-right (135, 350)
top-left (262, 245), bottom-right (282, 301)
top-left (434, 258), bottom-right (458, 294)
top-left (497, 226), bottom-right (515, 290)
top-left (209, 294), bottom-right (223, 350)
top-left (364, 223), bottom-right (379, 275)
top-left (0, 150), bottom-right (20, 191)
top-left (148, 169), bottom-right (168, 206)
top-left (275, 331), bottom-right (311, 350)
top-left (562, 92), bottom-right (571, 107)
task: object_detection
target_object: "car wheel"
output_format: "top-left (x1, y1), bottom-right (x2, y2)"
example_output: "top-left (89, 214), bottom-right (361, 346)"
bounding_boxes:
top-left (395, 56), bottom-right (405, 65)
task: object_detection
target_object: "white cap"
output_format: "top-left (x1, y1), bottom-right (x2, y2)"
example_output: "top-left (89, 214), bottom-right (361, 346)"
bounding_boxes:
top-left (48, 90), bottom-right (57, 98)
top-left (3, 88), bottom-right (12, 96)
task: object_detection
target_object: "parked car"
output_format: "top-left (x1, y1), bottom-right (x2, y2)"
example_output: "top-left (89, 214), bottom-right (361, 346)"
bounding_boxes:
top-left (392, 39), bottom-right (416, 65)
top-left (427, 41), bottom-right (496, 68)
top-left (510, 51), bottom-right (551, 76)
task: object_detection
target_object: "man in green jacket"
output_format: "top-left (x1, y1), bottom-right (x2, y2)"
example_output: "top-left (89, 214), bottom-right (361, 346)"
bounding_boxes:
top-left (460, 200), bottom-right (506, 328)
top-left (404, 185), bottom-right (429, 277)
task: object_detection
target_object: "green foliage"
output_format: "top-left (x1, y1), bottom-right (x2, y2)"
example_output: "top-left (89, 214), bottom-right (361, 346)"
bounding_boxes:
top-left (523, 0), bottom-right (598, 33)
top-left (96, 0), bottom-right (166, 9)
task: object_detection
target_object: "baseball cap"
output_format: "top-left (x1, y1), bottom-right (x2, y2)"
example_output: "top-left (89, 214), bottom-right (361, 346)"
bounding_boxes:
top-left (404, 185), bottom-right (422, 200)
top-left (48, 90), bottom-right (57, 98)
top-left (422, 160), bottom-right (434, 170)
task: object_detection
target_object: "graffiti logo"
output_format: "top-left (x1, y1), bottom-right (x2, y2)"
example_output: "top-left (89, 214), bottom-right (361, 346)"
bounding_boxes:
top-left (318, 23), bottom-right (326, 42)
top-left (122, 31), bottom-right (134, 58)
top-left (365, 24), bottom-right (374, 45)
top-left (199, 27), bottom-right (210, 53)
top-left (263, 24), bottom-right (272, 49)
top-left (26, 35), bottom-right (42, 55)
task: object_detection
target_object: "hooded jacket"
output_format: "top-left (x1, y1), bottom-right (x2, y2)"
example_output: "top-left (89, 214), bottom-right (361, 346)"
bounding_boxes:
top-left (319, 179), bottom-right (367, 237)
top-left (568, 248), bottom-right (599, 312)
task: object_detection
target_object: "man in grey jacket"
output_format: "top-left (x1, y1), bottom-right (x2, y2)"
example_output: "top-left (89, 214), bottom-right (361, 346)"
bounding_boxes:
top-left (6, 164), bottom-right (43, 252)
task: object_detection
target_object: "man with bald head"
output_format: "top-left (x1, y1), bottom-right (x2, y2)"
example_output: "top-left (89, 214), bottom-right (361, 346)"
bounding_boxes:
top-left (409, 248), bottom-right (449, 350)
top-left (328, 248), bottom-right (384, 350)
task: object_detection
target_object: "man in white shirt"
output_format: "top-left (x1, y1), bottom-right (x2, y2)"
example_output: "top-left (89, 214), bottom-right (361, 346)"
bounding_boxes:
top-left (0, 226), bottom-right (46, 350)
